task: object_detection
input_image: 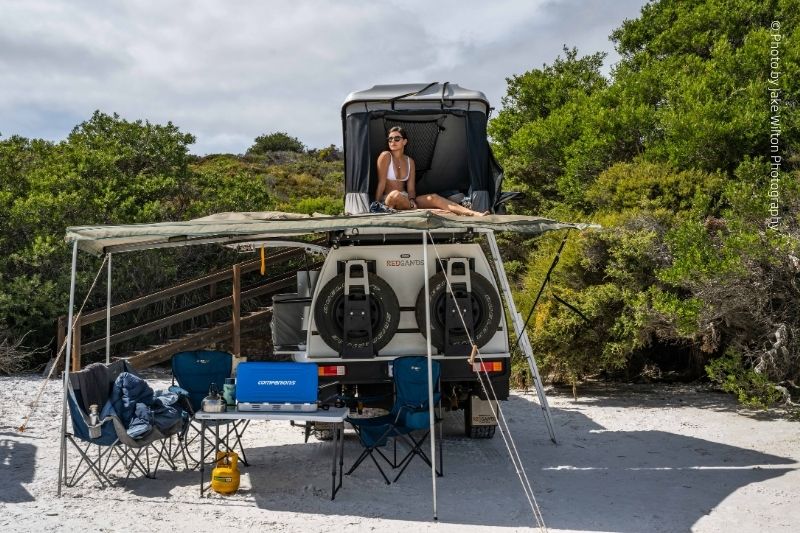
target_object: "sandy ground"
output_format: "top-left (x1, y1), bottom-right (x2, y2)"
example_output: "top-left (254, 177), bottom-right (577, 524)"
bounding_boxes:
top-left (1, 373), bottom-right (798, 533)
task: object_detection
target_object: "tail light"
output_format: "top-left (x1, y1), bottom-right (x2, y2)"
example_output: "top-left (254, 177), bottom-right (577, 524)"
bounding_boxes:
top-left (472, 361), bottom-right (503, 373)
top-left (318, 365), bottom-right (346, 377)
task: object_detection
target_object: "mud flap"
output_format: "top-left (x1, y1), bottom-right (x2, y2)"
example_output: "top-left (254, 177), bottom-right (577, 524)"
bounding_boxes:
top-left (465, 395), bottom-right (498, 438)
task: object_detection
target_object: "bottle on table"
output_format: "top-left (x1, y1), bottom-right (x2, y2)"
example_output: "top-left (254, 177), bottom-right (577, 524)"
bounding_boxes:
top-left (88, 404), bottom-right (101, 438)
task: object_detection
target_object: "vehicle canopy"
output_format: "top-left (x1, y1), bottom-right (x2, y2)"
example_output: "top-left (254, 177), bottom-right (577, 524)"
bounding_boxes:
top-left (342, 82), bottom-right (504, 215)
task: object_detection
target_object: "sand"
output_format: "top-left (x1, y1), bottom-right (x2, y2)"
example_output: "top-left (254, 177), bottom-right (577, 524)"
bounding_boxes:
top-left (1, 373), bottom-right (798, 532)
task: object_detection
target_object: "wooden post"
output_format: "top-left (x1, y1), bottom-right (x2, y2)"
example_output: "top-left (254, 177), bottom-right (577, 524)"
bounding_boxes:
top-left (57, 316), bottom-right (66, 358)
top-left (209, 282), bottom-right (217, 327)
top-left (53, 316), bottom-right (67, 373)
top-left (71, 315), bottom-right (82, 372)
top-left (232, 264), bottom-right (241, 357)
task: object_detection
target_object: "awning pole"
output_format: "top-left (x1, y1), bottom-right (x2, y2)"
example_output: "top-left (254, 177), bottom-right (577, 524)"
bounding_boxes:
top-left (423, 231), bottom-right (438, 521)
top-left (106, 253), bottom-right (112, 364)
top-left (57, 240), bottom-right (79, 497)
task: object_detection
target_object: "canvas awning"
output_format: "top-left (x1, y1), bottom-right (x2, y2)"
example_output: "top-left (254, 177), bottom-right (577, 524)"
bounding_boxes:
top-left (65, 210), bottom-right (595, 256)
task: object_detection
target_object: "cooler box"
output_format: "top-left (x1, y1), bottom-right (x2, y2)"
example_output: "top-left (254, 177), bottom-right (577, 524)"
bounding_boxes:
top-left (236, 362), bottom-right (318, 412)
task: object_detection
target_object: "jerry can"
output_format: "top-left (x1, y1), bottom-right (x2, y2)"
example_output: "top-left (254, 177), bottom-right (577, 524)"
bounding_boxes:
top-left (210, 451), bottom-right (240, 494)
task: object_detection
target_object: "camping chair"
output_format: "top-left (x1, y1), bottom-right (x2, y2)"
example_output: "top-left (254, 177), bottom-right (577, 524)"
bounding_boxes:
top-left (171, 350), bottom-right (249, 468)
top-left (346, 356), bottom-right (443, 484)
top-left (63, 361), bottom-right (182, 489)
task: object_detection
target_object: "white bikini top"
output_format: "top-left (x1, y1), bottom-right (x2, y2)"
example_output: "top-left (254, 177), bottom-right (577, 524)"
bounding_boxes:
top-left (387, 155), bottom-right (410, 181)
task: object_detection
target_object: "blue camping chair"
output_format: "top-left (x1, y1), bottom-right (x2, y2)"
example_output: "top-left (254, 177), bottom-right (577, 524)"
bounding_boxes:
top-left (62, 360), bottom-right (184, 490)
top-left (346, 356), bottom-right (443, 484)
top-left (171, 350), bottom-right (249, 468)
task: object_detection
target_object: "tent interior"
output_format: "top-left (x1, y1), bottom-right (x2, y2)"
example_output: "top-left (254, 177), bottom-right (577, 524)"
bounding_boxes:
top-left (341, 83), bottom-right (507, 214)
top-left (351, 111), bottom-right (502, 201)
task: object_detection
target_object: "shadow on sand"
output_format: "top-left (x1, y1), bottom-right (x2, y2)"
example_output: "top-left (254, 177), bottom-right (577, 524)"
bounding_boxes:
top-left (96, 392), bottom-right (796, 531)
top-left (0, 432), bottom-right (36, 503)
top-left (243, 406), bottom-right (795, 530)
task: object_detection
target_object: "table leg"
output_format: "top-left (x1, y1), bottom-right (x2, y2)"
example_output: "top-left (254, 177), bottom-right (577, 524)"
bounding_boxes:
top-left (331, 422), bottom-right (344, 500)
top-left (200, 419), bottom-right (206, 497)
top-left (338, 423), bottom-right (344, 492)
top-left (330, 423), bottom-right (337, 500)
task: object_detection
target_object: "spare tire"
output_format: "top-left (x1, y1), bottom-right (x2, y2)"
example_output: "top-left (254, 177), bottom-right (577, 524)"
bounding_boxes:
top-left (314, 272), bottom-right (400, 353)
top-left (415, 271), bottom-right (502, 351)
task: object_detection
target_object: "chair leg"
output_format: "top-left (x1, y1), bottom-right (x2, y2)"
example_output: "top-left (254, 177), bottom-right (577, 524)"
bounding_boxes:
top-left (392, 430), bottom-right (442, 483)
top-left (64, 437), bottom-right (113, 488)
top-left (345, 425), bottom-right (394, 484)
top-left (344, 446), bottom-right (390, 484)
top-left (345, 448), bottom-right (371, 475)
top-left (367, 451), bottom-right (391, 485)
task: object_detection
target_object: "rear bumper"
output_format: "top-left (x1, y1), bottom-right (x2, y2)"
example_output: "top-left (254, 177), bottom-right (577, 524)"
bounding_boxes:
top-left (317, 358), bottom-right (510, 400)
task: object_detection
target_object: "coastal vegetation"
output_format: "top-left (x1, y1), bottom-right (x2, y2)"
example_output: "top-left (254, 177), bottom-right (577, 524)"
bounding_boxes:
top-left (0, 0), bottom-right (797, 410)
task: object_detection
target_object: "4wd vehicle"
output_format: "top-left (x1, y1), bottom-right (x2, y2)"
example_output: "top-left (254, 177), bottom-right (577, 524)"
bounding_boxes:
top-left (272, 83), bottom-right (522, 438)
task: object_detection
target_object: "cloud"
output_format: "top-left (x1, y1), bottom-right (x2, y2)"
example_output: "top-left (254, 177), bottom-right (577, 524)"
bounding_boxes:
top-left (0, 0), bottom-right (646, 154)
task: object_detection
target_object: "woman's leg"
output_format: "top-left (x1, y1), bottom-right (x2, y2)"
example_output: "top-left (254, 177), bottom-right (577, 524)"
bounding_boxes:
top-left (385, 190), bottom-right (412, 210)
top-left (415, 193), bottom-right (489, 216)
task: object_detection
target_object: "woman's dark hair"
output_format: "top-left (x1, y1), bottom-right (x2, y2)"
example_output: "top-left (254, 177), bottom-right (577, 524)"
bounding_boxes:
top-left (388, 126), bottom-right (407, 139)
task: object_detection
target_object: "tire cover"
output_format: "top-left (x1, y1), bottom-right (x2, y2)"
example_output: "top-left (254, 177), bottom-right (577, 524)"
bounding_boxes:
top-left (415, 270), bottom-right (502, 350)
top-left (314, 272), bottom-right (400, 352)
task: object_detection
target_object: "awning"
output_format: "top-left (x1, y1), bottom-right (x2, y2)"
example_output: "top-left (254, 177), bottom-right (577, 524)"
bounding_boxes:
top-left (65, 210), bottom-right (596, 256)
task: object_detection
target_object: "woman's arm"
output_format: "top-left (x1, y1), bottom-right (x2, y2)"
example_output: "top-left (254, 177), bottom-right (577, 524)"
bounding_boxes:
top-left (375, 151), bottom-right (390, 202)
top-left (407, 158), bottom-right (417, 208)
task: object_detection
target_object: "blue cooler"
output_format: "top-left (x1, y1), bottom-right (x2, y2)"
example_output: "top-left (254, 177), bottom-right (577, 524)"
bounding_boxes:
top-left (236, 362), bottom-right (318, 412)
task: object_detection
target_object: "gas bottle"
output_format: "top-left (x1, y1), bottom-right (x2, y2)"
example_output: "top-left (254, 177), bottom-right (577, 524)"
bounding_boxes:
top-left (210, 451), bottom-right (240, 494)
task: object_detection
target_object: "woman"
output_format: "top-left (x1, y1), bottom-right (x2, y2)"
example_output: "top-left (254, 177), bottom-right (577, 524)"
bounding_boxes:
top-left (374, 126), bottom-right (489, 216)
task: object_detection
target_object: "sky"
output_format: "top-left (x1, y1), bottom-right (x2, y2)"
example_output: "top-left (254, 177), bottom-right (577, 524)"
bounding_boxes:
top-left (0, 0), bottom-right (647, 155)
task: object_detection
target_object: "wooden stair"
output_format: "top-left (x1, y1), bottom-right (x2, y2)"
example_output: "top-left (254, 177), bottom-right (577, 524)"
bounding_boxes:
top-left (58, 240), bottom-right (326, 371)
top-left (119, 308), bottom-right (273, 369)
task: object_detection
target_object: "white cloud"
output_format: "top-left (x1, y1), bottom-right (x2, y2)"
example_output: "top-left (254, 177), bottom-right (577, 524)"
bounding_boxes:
top-left (0, 0), bottom-right (646, 154)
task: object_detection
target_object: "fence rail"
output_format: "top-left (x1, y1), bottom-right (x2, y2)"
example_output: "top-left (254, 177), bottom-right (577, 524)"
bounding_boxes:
top-left (57, 243), bottom-right (323, 370)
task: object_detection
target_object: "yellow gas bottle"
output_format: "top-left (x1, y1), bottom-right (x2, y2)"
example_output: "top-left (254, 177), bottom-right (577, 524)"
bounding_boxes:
top-left (210, 451), bottom-right (240, 494)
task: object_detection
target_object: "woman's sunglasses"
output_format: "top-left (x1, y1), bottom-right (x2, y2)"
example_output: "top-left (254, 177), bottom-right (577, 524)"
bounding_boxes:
top-left (387, 136), bottom-right (404, 142)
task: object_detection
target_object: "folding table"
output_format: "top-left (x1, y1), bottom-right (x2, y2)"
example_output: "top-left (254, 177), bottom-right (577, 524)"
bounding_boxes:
top-left (195, 407), bottom-right (348, 499)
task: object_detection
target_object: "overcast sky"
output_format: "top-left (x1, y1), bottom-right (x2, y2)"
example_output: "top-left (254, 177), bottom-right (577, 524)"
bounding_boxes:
top-left (1, 0), bottom-right (646, 155)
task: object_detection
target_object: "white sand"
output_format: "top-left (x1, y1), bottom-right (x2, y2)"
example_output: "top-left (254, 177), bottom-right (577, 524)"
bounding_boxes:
top-left (1, 374), bottom-right (798, 532)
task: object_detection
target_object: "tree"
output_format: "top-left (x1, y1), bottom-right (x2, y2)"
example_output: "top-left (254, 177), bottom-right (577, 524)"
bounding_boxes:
top-left (0, 111), bottom-right (197, 351)
top-left (493, 0), bottom-right (800, 404)
top-left (246, 131), bottom-right (305, 155)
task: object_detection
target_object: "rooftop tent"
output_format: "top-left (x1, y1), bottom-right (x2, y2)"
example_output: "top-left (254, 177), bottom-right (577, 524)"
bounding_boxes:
top-left (342, 83), bottom-right (504, 215)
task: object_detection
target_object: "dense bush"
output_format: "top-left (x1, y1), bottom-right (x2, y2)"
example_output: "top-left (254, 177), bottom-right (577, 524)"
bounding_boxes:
top-left (246, 132), bottom-right (305, 154)
top-left (0, 113), bottom-right (343, 363)
top-left (492, 0), bottom-right (799, 406)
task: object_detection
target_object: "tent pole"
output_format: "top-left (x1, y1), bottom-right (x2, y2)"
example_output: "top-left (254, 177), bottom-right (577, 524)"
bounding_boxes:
top-left (57, 240), bottom-right (79, 497)
top-left (422, 231), bottom-right (438, 521)
top-left (106, 253), bottom-right (112, 364)
top-left (484, 231), bottom-right (557, 443)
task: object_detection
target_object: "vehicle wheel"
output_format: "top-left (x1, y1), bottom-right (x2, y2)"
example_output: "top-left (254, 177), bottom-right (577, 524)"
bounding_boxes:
top-left (314, 272), bottom-right (400, 352)
top-left (415, 271), bottom-right (502, 350)
top-left (468, 424), bottom-right (497, 438)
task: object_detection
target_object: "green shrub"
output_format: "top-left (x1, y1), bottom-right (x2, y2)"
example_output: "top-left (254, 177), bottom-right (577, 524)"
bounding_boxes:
top-left (279, 196), bottom-right (343, 215)
top-left (706, 349), bottom-right (783, 409)
top-left (247, 132), bottom-right (304, 154)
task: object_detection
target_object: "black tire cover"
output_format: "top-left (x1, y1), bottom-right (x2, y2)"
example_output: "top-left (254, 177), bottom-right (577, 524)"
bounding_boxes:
top-left (415, 270), bottom-right (502, 350)
top-left (314, 272), bottom-right (400, 352)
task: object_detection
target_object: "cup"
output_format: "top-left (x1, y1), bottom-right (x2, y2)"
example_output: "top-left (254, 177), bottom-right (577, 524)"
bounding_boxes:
top-left (223, 378), bottom-right (236, 406)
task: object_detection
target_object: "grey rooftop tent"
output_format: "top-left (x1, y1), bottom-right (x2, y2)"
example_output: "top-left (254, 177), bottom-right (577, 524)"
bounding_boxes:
top-left (342, 83), bottom-right (507, 215)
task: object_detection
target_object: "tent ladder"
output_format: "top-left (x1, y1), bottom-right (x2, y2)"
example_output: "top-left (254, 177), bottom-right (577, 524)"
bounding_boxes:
top-left (484, 231), bottom-right (557, 444)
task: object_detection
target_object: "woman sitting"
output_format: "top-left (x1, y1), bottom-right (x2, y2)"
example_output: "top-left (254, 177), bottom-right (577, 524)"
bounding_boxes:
top-left (374, 127), bottom-right (489, 216)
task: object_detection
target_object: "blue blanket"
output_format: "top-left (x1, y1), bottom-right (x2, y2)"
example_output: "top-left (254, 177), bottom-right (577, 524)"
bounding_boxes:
top-left (110, 372), bottom-right (184, 439)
